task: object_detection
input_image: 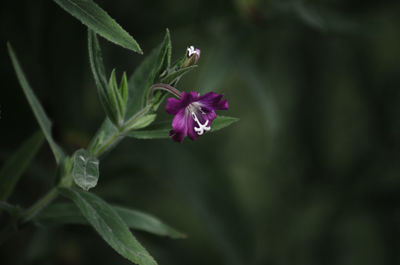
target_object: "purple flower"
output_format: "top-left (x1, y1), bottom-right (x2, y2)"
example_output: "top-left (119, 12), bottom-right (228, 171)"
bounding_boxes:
top-left (166, 91), bottom-right (228, 142)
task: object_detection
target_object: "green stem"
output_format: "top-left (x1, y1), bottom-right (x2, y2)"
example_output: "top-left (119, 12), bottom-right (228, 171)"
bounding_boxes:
top-left (92, 130), bottom-right (122, 157)
top-left (91, 83), bottom-right (180, 158)
top-left (0, 201), bottom-right (17, 213)
top-left (21, 187), bottom-right (58, 224)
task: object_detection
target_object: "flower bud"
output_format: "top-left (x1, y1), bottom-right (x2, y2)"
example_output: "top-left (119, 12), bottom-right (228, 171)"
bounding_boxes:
top-left (182, 45), bottom-right (200, 67)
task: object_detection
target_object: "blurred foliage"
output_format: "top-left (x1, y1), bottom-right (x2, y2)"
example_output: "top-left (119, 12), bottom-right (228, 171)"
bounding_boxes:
top-left (1, 0), bottom-right (400, 265)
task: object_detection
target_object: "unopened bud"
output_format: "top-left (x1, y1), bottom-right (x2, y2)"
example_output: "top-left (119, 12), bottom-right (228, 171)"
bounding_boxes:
top-left (183, 45), bottom-right (200, 67)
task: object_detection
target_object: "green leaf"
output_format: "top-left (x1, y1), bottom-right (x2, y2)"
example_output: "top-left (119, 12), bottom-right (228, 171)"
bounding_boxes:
top-left (115, 205), bottom-right (185, 239)
top-left (211, 116), bottom-right (240, 131)
top-left (72, 149), bottom-right (99, 191)
top-left (126, 29), bottom-right (171, 118)
top-left (34, 202), bottom-right (87, 226)
top-left (59, 188), bottom-right (157, 265)
top-left (0, 131), bottom-right (44, 201)
top-left (36, 202), bottom-right (186, 238)
top-left (108, 68), bottom-right (123, 121)
top-left (120, 72), bottom-right (128, 104)
top-left (124, 114), bottom-right (156, 131)
top-left (110, 70), bottom-right (128, 122)
top-left (7, 43), bottom-right (64, 164)
top-left (88, 30), bottom-right (119, 125)
top-left (127, 116), bottom-right (239, 139)
top-left (126, 121), bottom-right (170, 139)
top-left (160, 65), bottom-right (197, 85)
top-left (53, 0), bottom-right (142, 53)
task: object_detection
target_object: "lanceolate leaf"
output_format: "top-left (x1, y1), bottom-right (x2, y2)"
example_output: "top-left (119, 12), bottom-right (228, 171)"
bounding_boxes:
top-left (160, 65), bottom-right (197, 85)
top-left (125, 114), bottom-right (156, 131)
top-left (59, 188), bottom-right (157, 265)
top-left (36, 202), bottom-right (186, 239)
top-left (127, 116), bottom-right (239, 139)
top-left (72, 149), bottom-right (99, 191)
top-left (115, 206), bottom-right (185, 239)
top-left (88, 29), bottom-right (107, 96)
top-left (0, 131), bottom-right (44, 201)
top-left (126, 29), bottom-right (171, 118)
top-left (53, 0), bottom-right (142, 53)
top-left (7, 43), bottom-right (64, 164)
top-left (88, 30), bottom-right (119, 125)
top-left (210, 116), bottom-right (240, 131)
top-left (125, 121), bottom-right (170, 139)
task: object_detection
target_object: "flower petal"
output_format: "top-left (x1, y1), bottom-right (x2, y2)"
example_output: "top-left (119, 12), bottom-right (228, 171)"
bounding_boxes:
top-left (166, 91), bottom-right (199, 115)
top-left (170, 109), bottom-right (200, 142)
top-left (165, 97), bottom-right (182, 115)
top-left (186, 116), bottom-right (199, 141)
top-left (170, 109), bottom-right (188, 142)
top-left (198, 92), bottom-right (228, 112)
top-left (204, 110), bottom-right (217, 123)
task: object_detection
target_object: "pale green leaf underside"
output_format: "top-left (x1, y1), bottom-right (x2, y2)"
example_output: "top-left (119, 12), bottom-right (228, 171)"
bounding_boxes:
top-left (7, 43), bottom-right (65, 164)
top-left (59, 188), bottom-right (157, 265)
top-left (36, 202), bottom-right (185, 239)
top-left (72, 149), bottom-right (99, 191)
top-left (0, 131), bottom-right (44, 201)
top-left (53, 0), bottom-right (142, 53)
top-left (127, 116), bottom-right (239, 139)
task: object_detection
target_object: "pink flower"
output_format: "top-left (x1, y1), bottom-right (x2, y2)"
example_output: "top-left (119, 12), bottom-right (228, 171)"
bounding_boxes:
top-left (166, 91), bottom-right (228, 142)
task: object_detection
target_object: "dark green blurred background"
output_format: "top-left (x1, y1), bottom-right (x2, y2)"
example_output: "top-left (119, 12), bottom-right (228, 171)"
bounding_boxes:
top-left (1, 0), bottom-right (400, 264)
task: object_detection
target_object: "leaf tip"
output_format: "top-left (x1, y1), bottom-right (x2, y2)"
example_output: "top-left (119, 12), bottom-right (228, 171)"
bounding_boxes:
top-left (6, 41), bottom-right (13, 55)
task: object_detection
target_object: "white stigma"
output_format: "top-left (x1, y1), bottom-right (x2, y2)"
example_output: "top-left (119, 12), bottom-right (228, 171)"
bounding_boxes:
top-left (187, 46), bottom-right (196, 57)
top-left (191, 111), bottom-right (210, 135)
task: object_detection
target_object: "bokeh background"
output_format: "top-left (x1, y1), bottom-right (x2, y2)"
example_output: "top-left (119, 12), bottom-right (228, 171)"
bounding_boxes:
top-left (1, 0), bottom-right (400, 264)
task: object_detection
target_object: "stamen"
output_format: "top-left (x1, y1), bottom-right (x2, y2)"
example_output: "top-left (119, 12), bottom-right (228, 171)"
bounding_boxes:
top-left (191, 111), bottom-right (210, 135)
